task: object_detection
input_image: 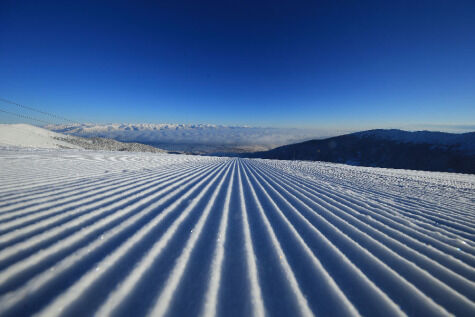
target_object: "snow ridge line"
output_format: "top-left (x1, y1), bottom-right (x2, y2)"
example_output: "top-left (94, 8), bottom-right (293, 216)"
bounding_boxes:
top-left (0, 160), bottom-right (229, 304)
top-left (241, 160), bottom-right (404, 316)
top-left (239, 161), bottom-right (315, 317)
top-left (245, 160), bottom-right (474, 315)
top-left (236, 163), bottom-right (266, 317)
top-left (0, 160), bottom-right (223, 265)
top-left (91, 160), bottom-right (234, 317)
top-left (0, 160), bottom-right (198, 212)
top-left (253, 160), bottom-right (475, 264)
top-left (0, 159), bottom-right (230, 315)
top-left (0, 160), bottom-right (214, 235)
top-left (0, 162), bottom-right (226, 289)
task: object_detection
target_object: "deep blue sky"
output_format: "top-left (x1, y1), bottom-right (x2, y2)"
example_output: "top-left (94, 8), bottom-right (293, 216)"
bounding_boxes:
top-left (1, 0), bottom-right (474, 130)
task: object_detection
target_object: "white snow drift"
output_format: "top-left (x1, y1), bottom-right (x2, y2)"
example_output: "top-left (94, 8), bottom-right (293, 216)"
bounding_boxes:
top-left (0, 148), bottom-right (474, 316)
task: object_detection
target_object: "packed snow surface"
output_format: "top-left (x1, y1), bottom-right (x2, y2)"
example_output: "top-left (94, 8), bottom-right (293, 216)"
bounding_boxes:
top-left (0, 124), bottom-right (82, 149)
top-left (0, 148), bottom-right (474, 316)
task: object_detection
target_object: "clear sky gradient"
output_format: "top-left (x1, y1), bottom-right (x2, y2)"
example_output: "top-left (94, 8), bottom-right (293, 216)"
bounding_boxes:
top-left (1, 0), bottom-right (474, 130)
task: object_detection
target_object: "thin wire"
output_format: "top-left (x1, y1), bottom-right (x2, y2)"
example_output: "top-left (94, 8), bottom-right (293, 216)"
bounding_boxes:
top-left (0, 97), bottom-right (81, 124)
top-left (0, 108), bottom-right (54, 125)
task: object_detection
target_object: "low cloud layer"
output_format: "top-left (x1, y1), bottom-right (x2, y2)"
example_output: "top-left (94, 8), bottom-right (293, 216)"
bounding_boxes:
top-left (46, 123), bottom-right (338, 149)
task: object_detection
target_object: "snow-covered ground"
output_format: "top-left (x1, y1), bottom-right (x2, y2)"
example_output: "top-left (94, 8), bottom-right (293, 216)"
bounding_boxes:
top-left (0, 148), bottom-right (474, 316)
top-left (0, 124), bottom-right (165, 153)
top-left (0, 124), bottom-right (83, 149)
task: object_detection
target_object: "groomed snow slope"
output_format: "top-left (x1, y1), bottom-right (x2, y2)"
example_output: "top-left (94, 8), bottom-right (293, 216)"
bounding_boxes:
top-left (0, 148), bottom-right (474, 316)
top-left (0, 124), bottom-right (82, 149)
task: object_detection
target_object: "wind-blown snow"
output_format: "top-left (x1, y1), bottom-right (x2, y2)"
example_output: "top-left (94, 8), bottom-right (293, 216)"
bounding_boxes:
top-left (0, 148), bottom-right (474, 316)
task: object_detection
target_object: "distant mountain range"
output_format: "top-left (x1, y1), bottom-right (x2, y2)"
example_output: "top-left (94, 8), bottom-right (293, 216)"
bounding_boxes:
top-left (246, 129), bottom-right (475, 174)
top-left (46, 123), bottom-right (335, 154)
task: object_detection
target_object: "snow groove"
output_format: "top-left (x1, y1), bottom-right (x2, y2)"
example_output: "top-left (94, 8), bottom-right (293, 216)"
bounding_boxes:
top-left (0, 149), bottom-right (474, 316)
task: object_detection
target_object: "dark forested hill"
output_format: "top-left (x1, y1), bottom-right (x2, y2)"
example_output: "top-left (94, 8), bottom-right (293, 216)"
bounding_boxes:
top-left (246, 129), bottom-right (475, 174)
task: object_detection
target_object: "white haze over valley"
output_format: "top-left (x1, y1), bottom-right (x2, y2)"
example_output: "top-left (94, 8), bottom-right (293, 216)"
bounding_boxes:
top-left (46, 123), bottom-right (341, 153)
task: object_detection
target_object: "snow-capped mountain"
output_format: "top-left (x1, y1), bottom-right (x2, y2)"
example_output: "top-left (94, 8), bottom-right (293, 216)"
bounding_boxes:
top-left (46, 123), bottom-right (335, 154)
